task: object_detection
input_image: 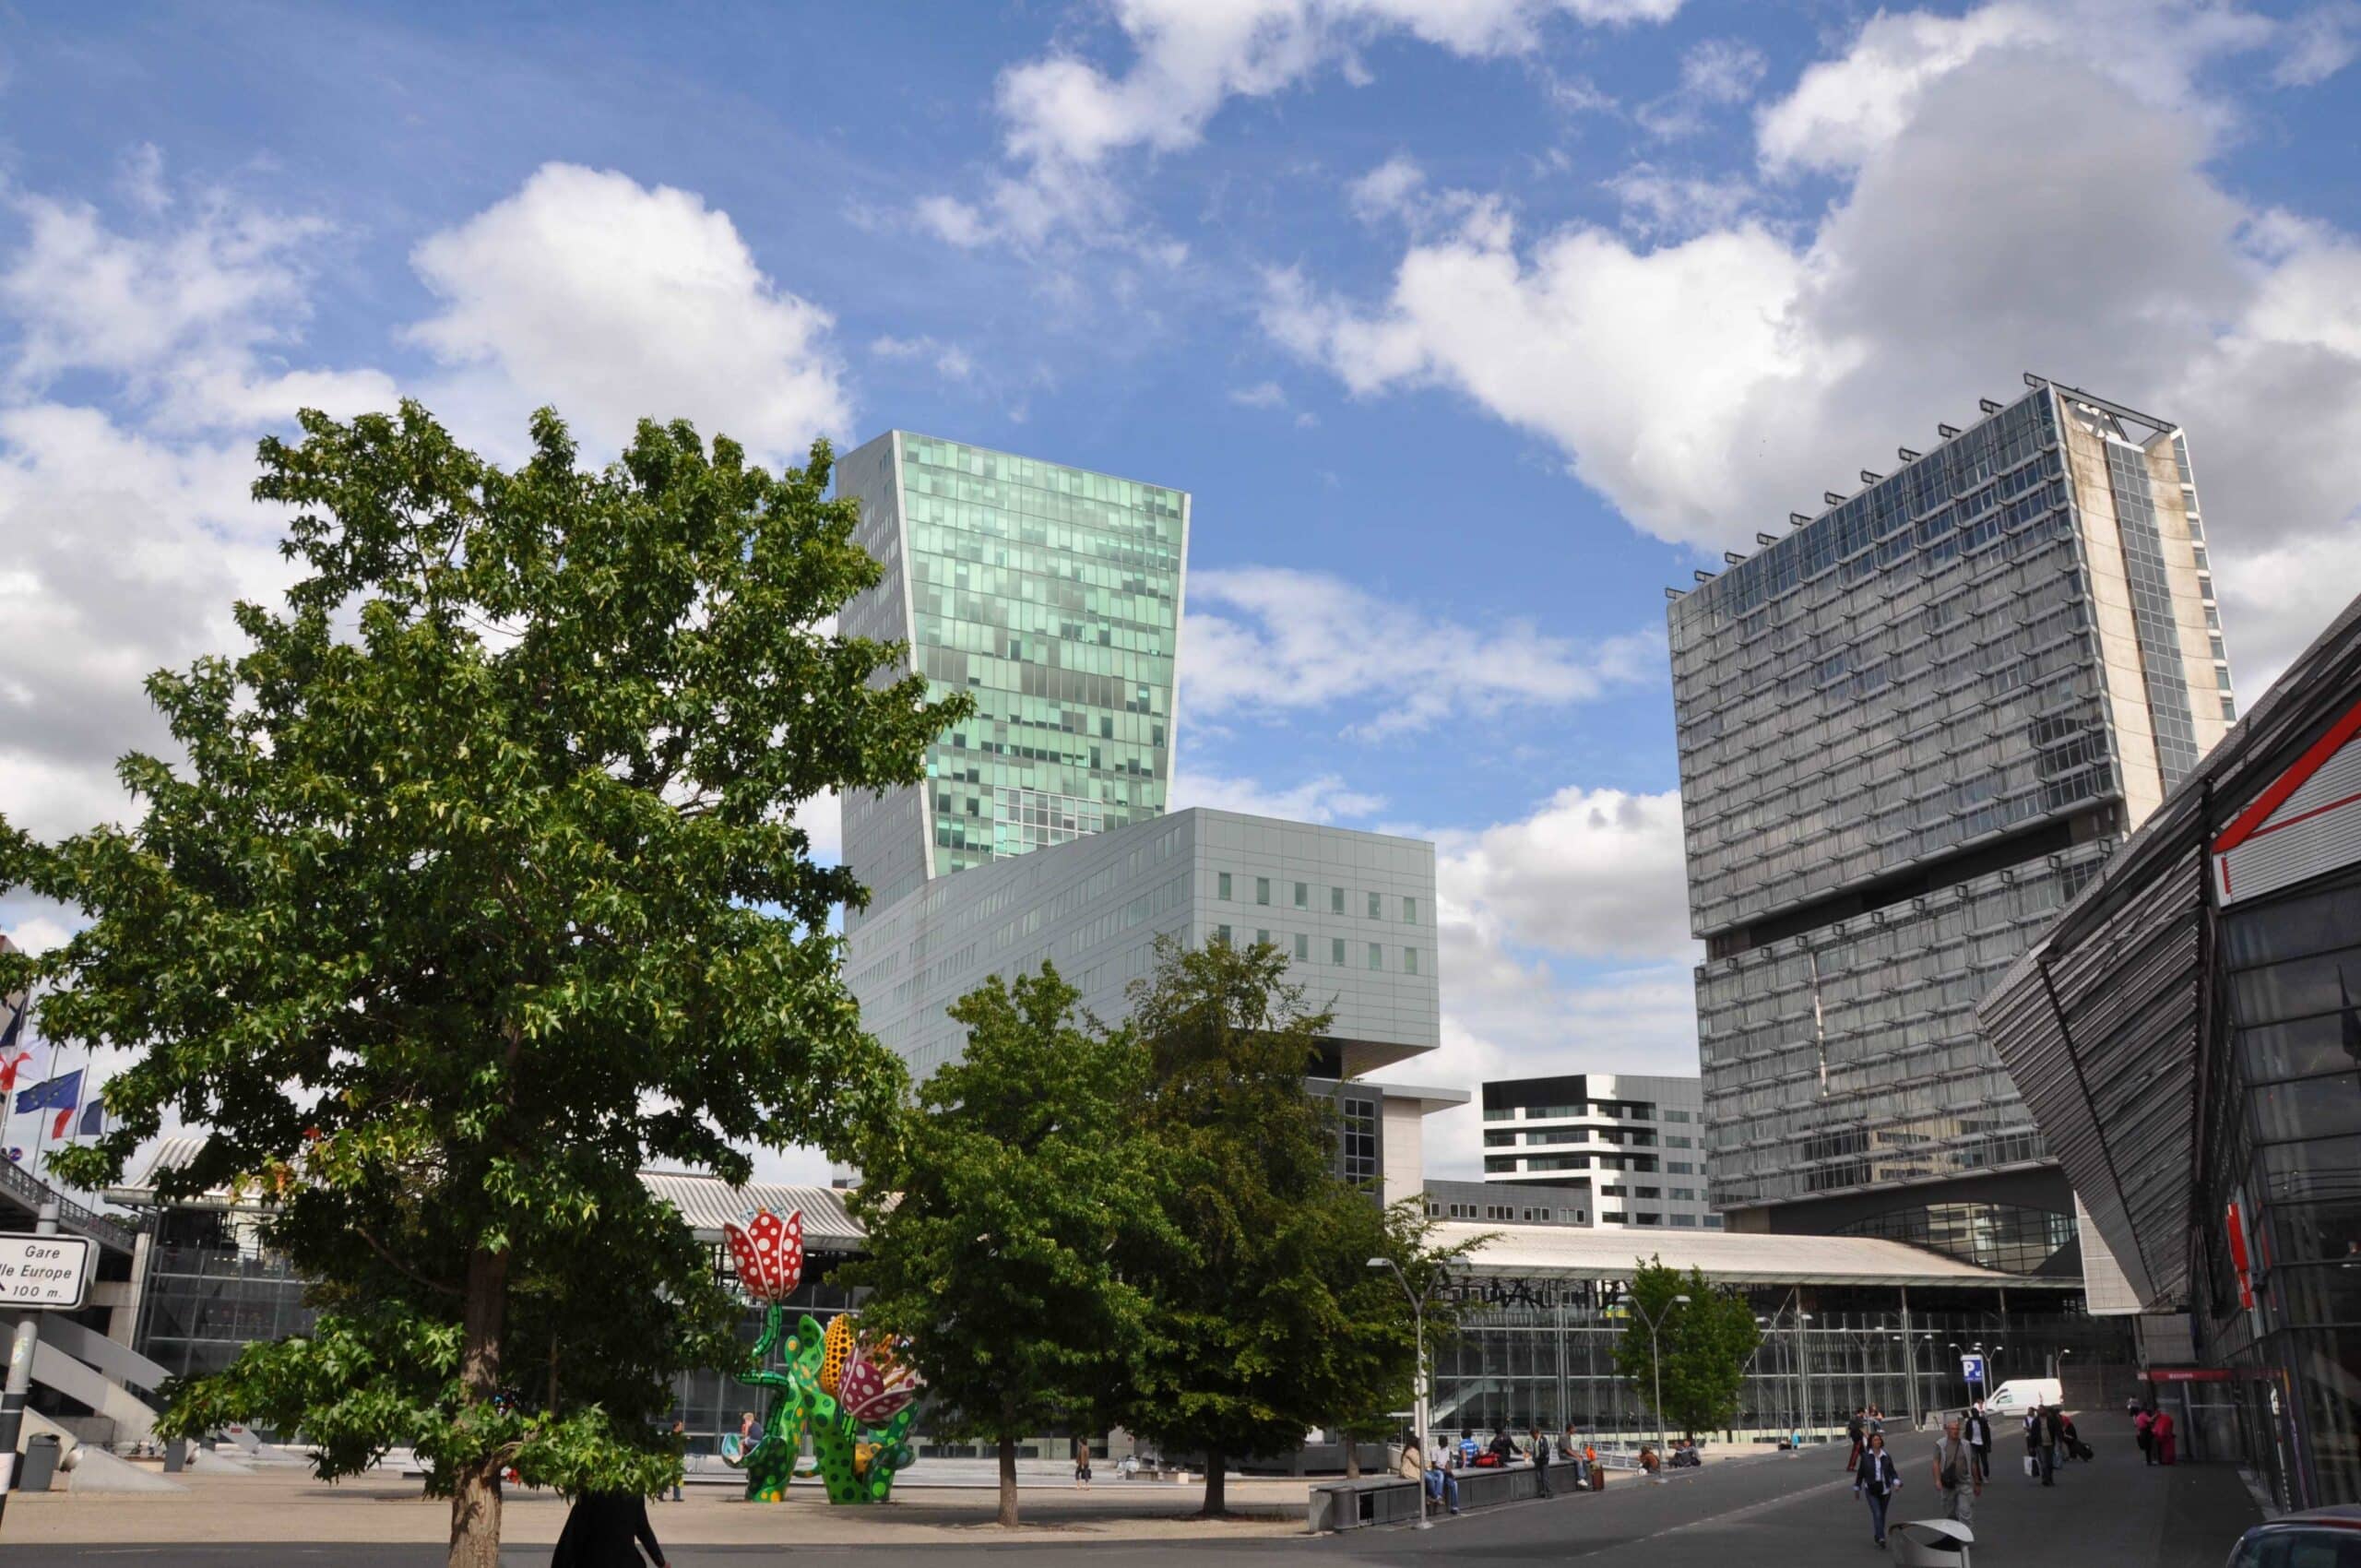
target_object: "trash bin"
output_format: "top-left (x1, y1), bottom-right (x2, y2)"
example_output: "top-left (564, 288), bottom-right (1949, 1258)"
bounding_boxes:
top-left (18, 1433), bottom-right (63, 1492)
top-left (163, 1439), bottom-right (187, 1474)
top-left (1890, 1518), bottom-right (1973, 1567)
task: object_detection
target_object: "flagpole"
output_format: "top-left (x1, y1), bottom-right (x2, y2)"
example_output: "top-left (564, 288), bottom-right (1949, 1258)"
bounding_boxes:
top-left (27, 983), bottom-right (61, 1185)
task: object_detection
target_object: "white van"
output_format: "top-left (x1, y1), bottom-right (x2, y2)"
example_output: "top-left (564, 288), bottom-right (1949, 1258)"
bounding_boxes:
top-left (1981, 1378), bottom-right (2064, 1417)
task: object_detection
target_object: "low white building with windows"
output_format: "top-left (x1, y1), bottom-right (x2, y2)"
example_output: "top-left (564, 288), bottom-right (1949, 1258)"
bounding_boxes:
top-left (842, 805), bottom-right (1463, 1205)
top-left (1476, 1072), bottom-right (1718, 1230)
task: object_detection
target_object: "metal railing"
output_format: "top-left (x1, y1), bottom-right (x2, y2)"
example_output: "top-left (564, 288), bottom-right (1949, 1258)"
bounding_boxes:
top-left (0, 1157), bottom-right (138, 1254)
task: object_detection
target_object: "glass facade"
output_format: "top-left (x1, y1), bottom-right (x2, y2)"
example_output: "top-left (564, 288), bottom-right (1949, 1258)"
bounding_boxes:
top-left (1669, 386), bottom-right (2224, 1215)
top-left (1430, 1283), bottom-right (2124, 1443)
top-left (2195, 864), bottom-right (2361, 1510)
top-left (134, 1210), bottom-right (317, 1388)
top-left (836, 432), bottom-right (1186, 921)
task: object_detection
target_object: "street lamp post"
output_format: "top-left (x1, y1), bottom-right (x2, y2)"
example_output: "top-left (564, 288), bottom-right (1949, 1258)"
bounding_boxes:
top-left (1630, 1292), bottom-right (1691, 1479)
top-left (1797, 1313), bottom-right (1816, 1446)
top-left (1369, 1256), bottom-right (1438, 1529)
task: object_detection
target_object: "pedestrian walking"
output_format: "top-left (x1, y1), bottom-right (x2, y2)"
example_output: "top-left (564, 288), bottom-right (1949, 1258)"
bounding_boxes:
top-left (1933, 1417), bottom-right (1980, 1527)
top-left (1855, 1431), bottom-right (1903, 1548)
top-left (2136, 1406), bottom-right (2156, 1465)
top-left (552, 1490), bottom-right (668, 1568)
top-left (2154, 1408), bottom-right (2177, 1466)
top-left (1528, 1428), bottom-right (1553, 1497)
top-left (1964, 1401), bottom-right (1993, 1484)
top-left (666, 1420), bottom-right (685, 1502)
top-left (1072, 1433), bottom-right (1094, 1488)
top-left (2023, 1408), bottom-right (2043, 1481)
top-left (2040, 1404), bottom-right (2065, 1486)
top-left (1846, 1407), bottom-right (1867, 1470)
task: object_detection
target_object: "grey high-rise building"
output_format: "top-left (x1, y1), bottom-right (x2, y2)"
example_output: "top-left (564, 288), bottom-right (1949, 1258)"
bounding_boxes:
top-left (1667, 379), bottom-right (2235, 1268)
top-left (834, 431), bottom-right (1187, 929)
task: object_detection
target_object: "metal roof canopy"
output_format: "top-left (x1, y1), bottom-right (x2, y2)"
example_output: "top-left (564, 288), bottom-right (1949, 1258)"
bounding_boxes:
top-left (1434, 1222), bottom-right (2077, 1291)
top-left (1981, 588), bottom-right (2361, 1313)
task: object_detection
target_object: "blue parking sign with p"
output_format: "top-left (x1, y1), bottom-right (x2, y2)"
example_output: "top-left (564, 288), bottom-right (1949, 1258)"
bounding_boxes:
top-left (1960, 1354), bottom-right (1986, 1384)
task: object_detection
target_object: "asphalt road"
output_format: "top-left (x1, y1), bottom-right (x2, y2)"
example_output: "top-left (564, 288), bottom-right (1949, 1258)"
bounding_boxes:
top-left (2, 1419), bottom-right (2260, 1567)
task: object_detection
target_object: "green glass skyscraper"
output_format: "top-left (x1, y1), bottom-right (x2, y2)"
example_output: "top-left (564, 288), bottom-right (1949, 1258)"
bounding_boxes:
top-left (835, 431), bottom-right (1188, 927)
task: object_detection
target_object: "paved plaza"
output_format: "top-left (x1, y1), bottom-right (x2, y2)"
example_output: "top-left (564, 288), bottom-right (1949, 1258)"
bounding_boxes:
top-left (0, 1415), bottom-right (2263, 1566)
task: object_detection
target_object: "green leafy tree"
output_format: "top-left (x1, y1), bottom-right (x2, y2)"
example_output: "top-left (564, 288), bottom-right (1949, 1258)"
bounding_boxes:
top-left (1612, 1256), bottom-right (1762, 1439)
top-left (846, 963), bottom-right (1171, 1526)
top-left (1327, 1200), bottom-right (1489, 1478)
top-left (4, 403), bottom-right (967, 1568)
top-left (1116, 935), bottom-right (1414, 1515)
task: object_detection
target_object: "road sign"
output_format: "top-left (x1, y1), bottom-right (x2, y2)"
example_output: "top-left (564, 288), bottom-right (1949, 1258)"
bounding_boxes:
top-left (0, 1234), bottom-right (92, 1309)
top-left (1959, 1354), bottom-right (1987, 1384)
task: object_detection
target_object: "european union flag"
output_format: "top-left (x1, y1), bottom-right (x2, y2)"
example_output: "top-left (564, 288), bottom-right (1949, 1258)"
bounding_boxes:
top-left (14, 1067), bottom-right (80, 1115)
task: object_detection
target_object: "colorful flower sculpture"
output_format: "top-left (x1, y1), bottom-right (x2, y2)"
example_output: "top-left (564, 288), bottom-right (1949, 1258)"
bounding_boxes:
top-left (722, 1207), bottom-right (922, 1505)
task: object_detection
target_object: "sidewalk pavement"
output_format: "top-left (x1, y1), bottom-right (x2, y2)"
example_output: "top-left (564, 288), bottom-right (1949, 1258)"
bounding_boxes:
top-left (0, 1466), bottom-right (1313, 1550)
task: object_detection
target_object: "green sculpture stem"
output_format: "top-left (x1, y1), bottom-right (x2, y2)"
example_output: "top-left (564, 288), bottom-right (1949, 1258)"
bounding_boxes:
top-left (736, 1304), bottom-right (918, 1505)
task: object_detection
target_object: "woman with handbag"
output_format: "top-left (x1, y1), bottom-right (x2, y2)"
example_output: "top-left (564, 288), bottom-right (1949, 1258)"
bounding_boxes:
top-left (1854, 1431), bottom-right (1902, 1547)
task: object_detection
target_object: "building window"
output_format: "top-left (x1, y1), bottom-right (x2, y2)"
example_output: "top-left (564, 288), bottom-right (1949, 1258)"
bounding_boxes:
top-left (1663, 1109), bottom-right (1692, 1123)
top-left (1667, 1135), bottom-right (1693, 1148)
top-left (1368, 943), bottom-right (1383, 970)
top-left (1341, 1096), bottom-right (1378, 1188)
top-left (1256, 876), bottom-right (1271, 906)
top-left (1633, 1212), bottom-right (1662, 1226)
top-left (1601, 1212), bottom-right (1627, 1225)
top-left (1484, 1205), bottom-right (1514, 1221)
top-left (1404, 948), bottom-right (1418, 975)
top-left (1331, 885), bottom-right (1346, 914)
top-left (2222, 696), bottom-right (2237, 719)
top-left (1703, 1216), bottom-right (1725, 1229)
top-left (1216, 872), bottom-right (1232, 900)
top-left (1368, 891), bottom-right (1382, 920)
top-left (1332, 938), bottom-right (1346, 965)
top-left (1403, 896), bottom-right (1418, 924)
top-left (1215, 924), bottom-right (1232, 945)
top-left (1294, 932), bottom-right (1309, 960)
top-left (1255, 928), bottom-right (1271, 946)
top-left (1293, 880), bottom-right (1309, 908)
top-left (1670, 1214), bottom-right (1698, 1227)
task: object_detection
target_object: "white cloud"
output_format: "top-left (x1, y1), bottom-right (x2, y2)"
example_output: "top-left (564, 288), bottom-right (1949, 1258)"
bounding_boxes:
top-left (871, 333), bottom-right (976, 382)
top-left (1347, 153), bottom-right (1427, 223)
top-left (2274, 2), bottom-right (2361, 85)
top-left (0, 178), bottom-right (394, 432)
top-left (1227, 379), bottom-right (1290, 409)
top-left (1635, 36), bottom-right (1767, 138)
top-left (924, 0), bottom-right (1682, 249)
top-left (408, 163), bottom-right (850, 464)
top-left (1433, 786), bottom-right (1695, 961)
top-left (0, 160), bottom-right (866, 866)
top-left (1406, 782), bottom-right (1702, 1178)
top-left (1756, 0), bottom-right (2273, 176)
top-left (1169, 766), bottom-right (1384, 823)
top-left (1265, 17), bottom-right (2361, 683)
top-left (1602, 163), bottom-right (1757, 238)
top-left (1181, 565), bottom-right (1659, 737)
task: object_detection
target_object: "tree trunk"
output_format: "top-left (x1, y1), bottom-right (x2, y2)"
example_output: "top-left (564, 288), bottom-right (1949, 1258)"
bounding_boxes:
top-left (997, 1432), bottom-right (1020, 1528)
top-left (447, 1244), bottom-right (511, 1568)
top-left (1202, 1448), bottom-right (1226, 1517)
top-left (1344, 1438), bottom-right (1360, 1479)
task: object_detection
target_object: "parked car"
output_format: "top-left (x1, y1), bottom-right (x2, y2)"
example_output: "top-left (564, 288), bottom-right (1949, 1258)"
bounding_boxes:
top-left (2223, 1505), bottom-right (2361, 1566)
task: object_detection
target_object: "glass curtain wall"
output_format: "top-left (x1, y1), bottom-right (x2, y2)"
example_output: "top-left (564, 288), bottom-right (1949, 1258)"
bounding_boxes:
top-left (2198, 863), bottom-right (2361, 1509)
top-left (1430, 1287), bottom-right (2127, 1445)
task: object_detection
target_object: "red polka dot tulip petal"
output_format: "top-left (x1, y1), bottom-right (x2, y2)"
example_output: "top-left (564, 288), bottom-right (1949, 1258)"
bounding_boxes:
top-left (723, 1208), bottom-right (805, 1302)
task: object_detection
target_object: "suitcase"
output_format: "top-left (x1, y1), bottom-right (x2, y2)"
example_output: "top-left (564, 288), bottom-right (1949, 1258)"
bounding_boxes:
top-left (2072, 1441), bottom-right (2093, 1461)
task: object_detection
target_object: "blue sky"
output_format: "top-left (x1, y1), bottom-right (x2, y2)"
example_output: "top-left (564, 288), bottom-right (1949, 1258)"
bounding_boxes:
top-left (2, 0), bottom-right (2357, 1179)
